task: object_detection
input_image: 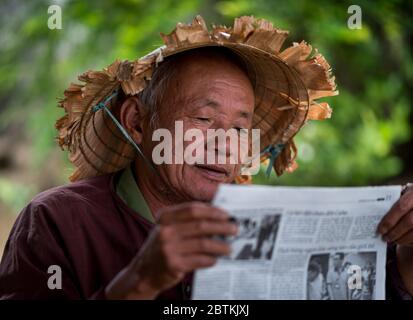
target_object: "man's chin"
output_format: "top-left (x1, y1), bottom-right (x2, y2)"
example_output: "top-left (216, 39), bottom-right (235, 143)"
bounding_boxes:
top-left (186, 179), bottom-right (221, 202)
top-left (183, 165), bottom-right (235, 201)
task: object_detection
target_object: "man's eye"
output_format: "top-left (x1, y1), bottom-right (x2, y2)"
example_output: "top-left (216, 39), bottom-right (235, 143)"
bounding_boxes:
top-left (196, 117), bottom-right (210, 122)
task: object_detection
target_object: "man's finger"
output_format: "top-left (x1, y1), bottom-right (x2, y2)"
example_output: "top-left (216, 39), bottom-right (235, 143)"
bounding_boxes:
top-left (383, 210), bottom-right (413, 242)
top-left (177, 238), bottom-right (231, 256)
top-left (394, 230), bottom-right (413, 246)
top-left (173, 220), bottom-right (237, 238)
top-left (402, 183), bottom-right (413, 196)
top-left (179, 254), bottom-right (217, 272)
top-left (378, 188), bottom-right (413, 234)
top-left (158, 203), bottom-right (229, 225)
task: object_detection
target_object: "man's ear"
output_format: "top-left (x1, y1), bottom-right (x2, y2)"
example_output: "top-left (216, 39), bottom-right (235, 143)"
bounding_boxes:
top-left (119, 96), bottom-right (147, 144)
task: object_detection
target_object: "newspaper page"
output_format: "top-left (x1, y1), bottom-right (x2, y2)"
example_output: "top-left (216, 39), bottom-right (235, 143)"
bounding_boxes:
top-left (192, 185), bottom-right (402, 300)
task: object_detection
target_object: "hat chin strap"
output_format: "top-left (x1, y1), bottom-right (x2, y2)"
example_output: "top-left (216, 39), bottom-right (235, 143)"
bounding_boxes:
top-left (262, 143), bottom-right (285, 178)
top-left (92, 90), bottom-right (161, 179)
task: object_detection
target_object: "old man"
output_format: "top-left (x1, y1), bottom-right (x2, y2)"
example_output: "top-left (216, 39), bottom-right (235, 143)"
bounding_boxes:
top-left (0, 16), bottom-right (412, 300)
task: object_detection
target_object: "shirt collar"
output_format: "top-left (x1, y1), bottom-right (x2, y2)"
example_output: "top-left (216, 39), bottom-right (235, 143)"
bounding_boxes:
top-left (115, 163), bottom-right (155, 224)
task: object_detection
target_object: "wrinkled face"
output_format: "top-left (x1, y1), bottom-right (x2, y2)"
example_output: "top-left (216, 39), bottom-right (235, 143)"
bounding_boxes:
top-left (145, 53), bottom-right (255, 202)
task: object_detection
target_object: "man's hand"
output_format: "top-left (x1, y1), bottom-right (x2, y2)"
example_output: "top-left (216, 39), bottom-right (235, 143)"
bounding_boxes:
top-left (105, 202), bottom-right (237, 299)
top-left (377, 183), bottom-right (413, 296)
top-left (378, 184), bottom-right (413, 245)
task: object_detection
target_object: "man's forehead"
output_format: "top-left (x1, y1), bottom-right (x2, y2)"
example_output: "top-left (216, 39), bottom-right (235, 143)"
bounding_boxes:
top-left (179, 61), bottom-right (254, 103)
top-left (159, 48), bottom-right (255, 117)
top-left (192, 96), bottom-right (253, 119)
top-left (176, 49), bottom-right (250, 82)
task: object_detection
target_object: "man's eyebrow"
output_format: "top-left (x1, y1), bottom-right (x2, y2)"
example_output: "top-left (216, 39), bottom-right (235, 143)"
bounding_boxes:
top-left (239, 110), bottom-right (253, 119)
top-left (200, 98), bottom-right (219, 108)
top-left (198, 98), bottom-right (253, 119)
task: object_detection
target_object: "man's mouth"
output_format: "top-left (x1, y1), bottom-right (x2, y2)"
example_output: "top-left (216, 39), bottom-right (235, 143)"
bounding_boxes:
top-left (194, 164), bottom-right (230, 181)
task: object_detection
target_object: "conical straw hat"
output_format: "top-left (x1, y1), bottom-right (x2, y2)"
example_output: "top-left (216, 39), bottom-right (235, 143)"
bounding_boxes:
top-left (56, 15), bottom-right (338, 183)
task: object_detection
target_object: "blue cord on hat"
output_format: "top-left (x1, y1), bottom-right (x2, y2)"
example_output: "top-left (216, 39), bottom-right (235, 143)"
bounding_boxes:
top-left (262, 143), bottom-right (285, 177)
top-left (92, 90), bottom-right (159, 176)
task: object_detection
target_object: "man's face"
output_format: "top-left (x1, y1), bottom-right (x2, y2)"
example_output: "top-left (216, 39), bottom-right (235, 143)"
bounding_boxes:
top-left (146, 53), bottom-right (255, 202)
top-left (308, 268), bottom-right (318, 282)
top-left (333, 254), bottom-right (343, 269)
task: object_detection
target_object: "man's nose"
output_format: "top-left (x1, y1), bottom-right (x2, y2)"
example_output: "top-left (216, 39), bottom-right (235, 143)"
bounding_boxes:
top-left (206, 121), bottom-right (239, 160)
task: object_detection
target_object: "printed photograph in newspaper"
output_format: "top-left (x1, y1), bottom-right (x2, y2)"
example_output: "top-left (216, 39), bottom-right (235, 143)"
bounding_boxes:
top-left (227, 215), bottom-right (281, 260)
top-left (307, 252), bottom-right (377, 300)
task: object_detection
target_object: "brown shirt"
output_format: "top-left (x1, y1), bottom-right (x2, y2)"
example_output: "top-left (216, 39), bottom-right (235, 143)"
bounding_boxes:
top-left (0, 170), bottom-right (410, 300)
top-left (0, 171), bottom-right (192, 299)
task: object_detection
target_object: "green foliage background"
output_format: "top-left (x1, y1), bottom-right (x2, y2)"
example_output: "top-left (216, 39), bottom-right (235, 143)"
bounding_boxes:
top-left (0, 0), bottom-right (412, 212)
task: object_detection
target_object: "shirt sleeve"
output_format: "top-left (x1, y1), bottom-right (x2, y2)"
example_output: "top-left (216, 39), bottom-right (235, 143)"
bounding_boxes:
top-left (0, 202), bottom-right (105, 300)
top-left (386, 243), bottom-right (413, 300)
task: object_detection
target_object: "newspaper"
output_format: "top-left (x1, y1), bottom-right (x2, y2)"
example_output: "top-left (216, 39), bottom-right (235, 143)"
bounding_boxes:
top-left (192, 185), bottom-right (402, 300)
